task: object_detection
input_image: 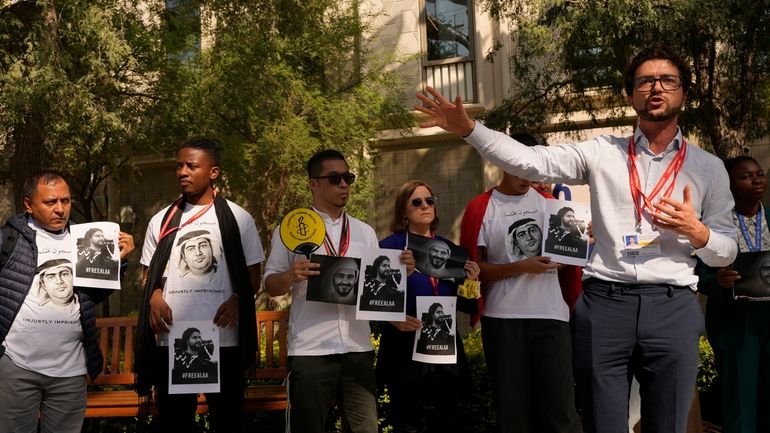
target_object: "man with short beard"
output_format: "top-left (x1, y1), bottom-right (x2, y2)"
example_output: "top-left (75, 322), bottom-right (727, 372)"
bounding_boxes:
top-left (417, 45), bottom-right (737, 433)
top-left (545, 206), bottom-right (588, 259)
top-left (76, 228), bottom-right (119, 279)
top-left (360, 256), bottom-right (403, 312)
top-left (422, 238), bottom-right (456, 279)
top-left (327, 257), bottom-right (359, 304)
top-left (415, 302), bottom-right (454, 355)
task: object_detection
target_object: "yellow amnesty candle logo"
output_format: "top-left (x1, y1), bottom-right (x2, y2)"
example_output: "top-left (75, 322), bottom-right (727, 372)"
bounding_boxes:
top-left (458, 279), bottom-right (481, 299)
top-left (279, 208), bottom-right (325, 255)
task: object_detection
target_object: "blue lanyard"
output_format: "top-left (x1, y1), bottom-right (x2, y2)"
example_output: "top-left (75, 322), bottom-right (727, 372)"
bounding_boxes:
top-left (737, 209), bottom-right (762, 252)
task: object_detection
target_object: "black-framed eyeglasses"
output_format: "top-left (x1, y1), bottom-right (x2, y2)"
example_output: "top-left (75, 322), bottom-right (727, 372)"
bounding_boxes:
top-left (633, 75), bottom-right (682, 92)
top-left (410, 196), bottom-right (437, 207)
top-left (312, 171), bottom-right (356, 185)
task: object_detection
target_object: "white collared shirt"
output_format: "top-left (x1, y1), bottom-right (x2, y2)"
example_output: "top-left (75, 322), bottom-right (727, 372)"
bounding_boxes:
top-left (466, 123), bottom-right (737, 289)
top-left (263, 209), bottom-right (378, 356)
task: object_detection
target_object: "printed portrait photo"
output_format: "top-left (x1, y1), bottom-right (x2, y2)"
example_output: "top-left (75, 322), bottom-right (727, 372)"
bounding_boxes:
top-left (408, 233), bottom-right (469, 282)
top-left (307, 255), bottom-right (362, 305)
top-left (175, 229), bottom-right (223, 285)
top-left (412, 296), bottom-right (457, 365)
top-left (625, 235), bottom-right (640, 248)
top-left (732, 251), bottom-right (770, 300)
top-left (71, 222), bottom-right (122, 289)
top-left (356, 248), bottom-right (407, 321)
top-left (542, 200), bottom-right (591, 266)
top-left (36, 259), bottom-right (75, 307)
top-left (506, 217), bottom-right (543, 259)
top-left (169, 321), bottom-right (220, 394)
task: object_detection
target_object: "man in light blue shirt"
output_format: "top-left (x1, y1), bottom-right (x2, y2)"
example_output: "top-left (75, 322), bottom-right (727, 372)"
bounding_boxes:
top-left (417, 45), bottom-right (736, 433)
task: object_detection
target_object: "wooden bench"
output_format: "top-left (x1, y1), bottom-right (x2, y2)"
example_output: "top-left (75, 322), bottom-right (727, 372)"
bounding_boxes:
top-left (84, 310), bottom-right (290, 418)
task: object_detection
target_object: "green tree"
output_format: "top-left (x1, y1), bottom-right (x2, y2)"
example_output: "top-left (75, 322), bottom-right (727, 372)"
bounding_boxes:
top-left (0, 0), bottom-right (164, 220)
top-left (152, 0), bottom-right (412, 244)
top-left (1, 0), bottom-right (412, 233)
top-left (476, 0), bottom-right (770, 159)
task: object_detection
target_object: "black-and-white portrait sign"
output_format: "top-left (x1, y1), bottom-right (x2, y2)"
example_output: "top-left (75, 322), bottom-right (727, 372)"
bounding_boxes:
top-left (168, 321), bottom-right (220, 394)
top-left (71, 222), bottom-right (121, 290)
top-left (542, 200), bottom-right (591, 266)
top-left (176, 229), bottom-right (221, 285)
top-left (36, 258), bottom-right (76, 307)
top-left (307, 255), bottom-right (362, 305)
top-left (408, 233), bottom-right (468, 282)
top-left (732, 251), bottom-right (770, 300)
top-left (356, 247), bottom-right (406, 321)
top-left (412, 296), bottom-right (457, 364)
top-left (505, 217), bottom-right (543, 260)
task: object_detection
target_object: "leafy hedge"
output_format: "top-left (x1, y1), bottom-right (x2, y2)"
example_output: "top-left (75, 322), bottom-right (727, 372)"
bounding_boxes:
top-left (698, 336), bottom-right (717, 393)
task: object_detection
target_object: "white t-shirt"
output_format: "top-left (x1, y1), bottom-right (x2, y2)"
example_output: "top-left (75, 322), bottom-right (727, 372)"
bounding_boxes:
top-left (477, 189), bottom-right (569, 322)
top-left (141, 200), bottom-right (265, 347)
top-left (263, 210), bottom-right (378, 356)
top-left (3, 218), bottom-right (87, 377)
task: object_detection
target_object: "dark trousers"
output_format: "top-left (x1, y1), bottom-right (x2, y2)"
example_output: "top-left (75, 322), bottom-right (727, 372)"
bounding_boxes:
top-left (481, 316), bottom-right (582, 433)
top-left (152, 346), bottom-right (245, 433)
top-left (573, 279), bottom-right (704, 433)
top-left (288, 351), bottom-right (378, 433)
top-left (711, 306), bottom-right (770, 433)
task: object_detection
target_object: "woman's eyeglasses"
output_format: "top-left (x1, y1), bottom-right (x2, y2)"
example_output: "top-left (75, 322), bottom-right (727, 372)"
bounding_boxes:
top-left (312, 171), bottom-right (356, 185)
top-left (410, 196), bottom-right (437, 207)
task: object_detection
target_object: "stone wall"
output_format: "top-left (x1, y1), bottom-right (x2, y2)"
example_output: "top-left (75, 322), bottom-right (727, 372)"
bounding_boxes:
top-left (114, 160), bottom-right (178, 316)
top-left (373, 139), bottom-right (484, 243)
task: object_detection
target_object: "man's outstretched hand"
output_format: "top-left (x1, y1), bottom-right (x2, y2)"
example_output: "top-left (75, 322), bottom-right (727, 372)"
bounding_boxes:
top-left (415, 86), bottom-right (476, 137)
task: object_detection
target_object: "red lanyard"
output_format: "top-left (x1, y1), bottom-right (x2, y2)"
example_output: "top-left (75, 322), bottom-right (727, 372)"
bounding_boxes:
top-left (158, 190), bottom-right (217, 242)
top-left (322, 213), bottom-right (350, 257)
top-left (429, 276), bottom-right (439, 296)
top-left (427, 231), bottom-right (439, 295)
top-left (627, 136), bottom-right (687, 228)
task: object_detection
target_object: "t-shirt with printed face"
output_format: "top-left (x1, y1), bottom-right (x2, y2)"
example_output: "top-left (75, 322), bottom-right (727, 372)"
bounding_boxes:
top-left (141, 200), bottom-right (265, 347)
top-left (2, 218), bottom-right (86, 377)
top-left (477, 188), bottom-right (569, 322)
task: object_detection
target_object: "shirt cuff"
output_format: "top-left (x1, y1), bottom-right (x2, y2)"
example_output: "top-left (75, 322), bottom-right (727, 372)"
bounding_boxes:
top-left (693, 228), bottom-right (737, 268)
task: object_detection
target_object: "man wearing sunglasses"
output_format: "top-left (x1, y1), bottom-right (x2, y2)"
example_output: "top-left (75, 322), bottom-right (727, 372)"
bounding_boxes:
top-left (264, 149), bottom-right (415, 433)
top-left (422, 46), bottom-right (736, 433)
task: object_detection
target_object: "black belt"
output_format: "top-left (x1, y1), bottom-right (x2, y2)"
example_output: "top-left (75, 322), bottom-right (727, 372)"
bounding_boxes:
top-left (584, 277), bottom-right (689, 297)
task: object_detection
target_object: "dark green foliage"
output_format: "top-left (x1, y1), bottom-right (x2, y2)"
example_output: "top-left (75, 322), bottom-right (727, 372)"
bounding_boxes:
top-left (459, 327), bottom-right (496, 432)
top-left (698, 335), bottom-right (717, 393)
top-left (0, 0), bottom-right (413, 233)
top-left (0, 0), bottom-right (164, 220)
top-left (374, 327), bottom-right (496, 433)
top-left (475, 0), bottom-right (770, 158)
top-left (149, 0), bottom-right (413, 243)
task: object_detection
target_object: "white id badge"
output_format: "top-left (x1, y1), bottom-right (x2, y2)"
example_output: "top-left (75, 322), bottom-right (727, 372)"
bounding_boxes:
top-left (623, 234), bottom-right (661, 257)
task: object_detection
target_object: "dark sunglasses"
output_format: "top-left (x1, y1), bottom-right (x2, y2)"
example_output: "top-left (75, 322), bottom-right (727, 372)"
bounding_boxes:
top-left (312, 171), bottom-right (356, 185)
top-left (410, 196), bottom-right (437, 207)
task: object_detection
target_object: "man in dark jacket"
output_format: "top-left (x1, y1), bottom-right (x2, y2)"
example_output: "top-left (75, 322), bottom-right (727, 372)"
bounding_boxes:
top-left (0, 171), bottom-right (134, 433)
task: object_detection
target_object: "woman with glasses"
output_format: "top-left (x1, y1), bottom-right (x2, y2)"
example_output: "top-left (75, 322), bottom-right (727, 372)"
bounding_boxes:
top-left (696, 156), bottom-right (770, 433)
top-left (376, 180), bottom-right (480, 433)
